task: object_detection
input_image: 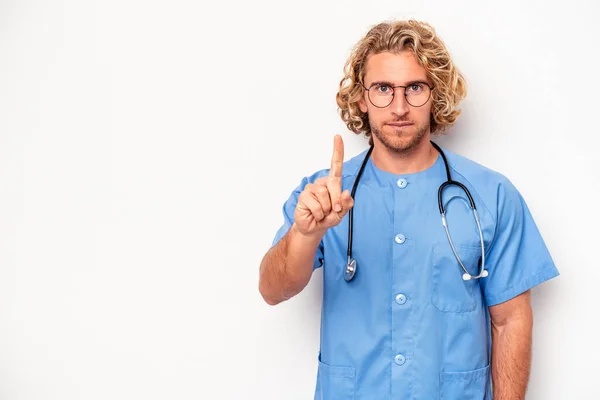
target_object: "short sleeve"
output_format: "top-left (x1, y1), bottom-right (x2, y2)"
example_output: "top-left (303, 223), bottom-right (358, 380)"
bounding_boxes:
top-left (271, 176), bottom-right (324, 270)
top-left (481, 178), bottom-right (559, 306)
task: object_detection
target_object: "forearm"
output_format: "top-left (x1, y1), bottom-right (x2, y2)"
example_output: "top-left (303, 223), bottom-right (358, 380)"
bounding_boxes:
top-left (258, 223), bottom-right (324, 305)
top-left (491, 307), bottom-right (533, 400)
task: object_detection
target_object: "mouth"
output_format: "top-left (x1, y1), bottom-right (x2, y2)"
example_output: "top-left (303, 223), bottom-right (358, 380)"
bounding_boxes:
top-left (386, 122), bottom-right (413, 128)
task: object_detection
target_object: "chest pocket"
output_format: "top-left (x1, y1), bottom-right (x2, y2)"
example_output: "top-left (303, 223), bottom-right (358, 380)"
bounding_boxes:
top-left (431, 242), bottom-right (482, 313)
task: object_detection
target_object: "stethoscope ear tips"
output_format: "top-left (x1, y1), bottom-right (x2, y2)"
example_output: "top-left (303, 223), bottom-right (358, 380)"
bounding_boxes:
top-left (462, 269), bottom-right (489, 281)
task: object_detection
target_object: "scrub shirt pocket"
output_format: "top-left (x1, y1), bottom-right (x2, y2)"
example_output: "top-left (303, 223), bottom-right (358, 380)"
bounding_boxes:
top-left (317, 356), bottom-right (356, 400)
top-left (440, 364), bottom-right (490, 400)
top-left (431, 242), bottom-right (481, 312)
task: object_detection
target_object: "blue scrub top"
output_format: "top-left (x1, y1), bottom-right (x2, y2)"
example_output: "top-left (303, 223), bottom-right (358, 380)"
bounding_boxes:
top-left (271, 144), bottom-right (559, 400)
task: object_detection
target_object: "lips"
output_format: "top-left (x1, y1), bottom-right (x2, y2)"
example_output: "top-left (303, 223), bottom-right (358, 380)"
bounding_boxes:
top-left (386, 122), bottom-right (413, 128)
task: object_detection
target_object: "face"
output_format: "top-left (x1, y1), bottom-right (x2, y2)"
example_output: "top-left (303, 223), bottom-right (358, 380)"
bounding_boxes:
top-left (358, 51), bottom-right (433, 154)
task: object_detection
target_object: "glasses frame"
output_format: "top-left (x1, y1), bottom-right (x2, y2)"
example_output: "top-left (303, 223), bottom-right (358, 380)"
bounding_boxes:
top-left (361, 81), bottom-right (435, 108)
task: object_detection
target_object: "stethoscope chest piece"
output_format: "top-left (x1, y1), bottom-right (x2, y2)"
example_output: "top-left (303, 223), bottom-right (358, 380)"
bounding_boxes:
top-left (344, 259), bottom-right (357, 282)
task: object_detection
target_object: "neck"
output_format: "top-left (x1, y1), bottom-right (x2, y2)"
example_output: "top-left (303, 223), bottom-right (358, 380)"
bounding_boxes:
top-left (370, 135), bottom-right (438, 175)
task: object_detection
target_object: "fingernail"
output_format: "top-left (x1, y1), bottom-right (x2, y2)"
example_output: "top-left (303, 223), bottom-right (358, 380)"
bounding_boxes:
top-left (334, 204), bottom-right (341, 212)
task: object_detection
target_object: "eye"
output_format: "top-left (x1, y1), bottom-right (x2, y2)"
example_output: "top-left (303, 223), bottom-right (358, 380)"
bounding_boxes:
top-left (375, 84), bottom-right (392, 94)
top-left (407, 83), bottom-right (424, 93)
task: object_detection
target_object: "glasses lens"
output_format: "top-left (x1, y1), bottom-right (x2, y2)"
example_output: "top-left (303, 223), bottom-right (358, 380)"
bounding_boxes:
top-left (368, 84), bottom-right (394, 108)
top-left (405, 83), bottom-right (431, 107)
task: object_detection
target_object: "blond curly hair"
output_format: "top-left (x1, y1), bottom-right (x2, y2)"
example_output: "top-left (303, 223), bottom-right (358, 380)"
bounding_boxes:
top-left (336, 20), bottom-right (467, 143)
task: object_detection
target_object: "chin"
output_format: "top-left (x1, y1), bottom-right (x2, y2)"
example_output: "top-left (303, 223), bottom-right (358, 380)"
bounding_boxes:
top-left (377, 130), bottom-right (427, 153)
top-left (385, 128), bottom-right (413, 141)
top-left (383, 137), bottom-right (416, 152)
top-left (370, 120), bottom-right (429, 153)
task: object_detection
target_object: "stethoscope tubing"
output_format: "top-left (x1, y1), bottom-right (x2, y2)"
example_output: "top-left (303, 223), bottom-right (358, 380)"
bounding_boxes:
top-left (344, 141), bottom-right (488, 282)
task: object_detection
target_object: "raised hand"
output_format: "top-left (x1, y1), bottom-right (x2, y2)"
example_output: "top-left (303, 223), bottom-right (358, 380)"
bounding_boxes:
top-left (293, 135), bottom-right (354, 237)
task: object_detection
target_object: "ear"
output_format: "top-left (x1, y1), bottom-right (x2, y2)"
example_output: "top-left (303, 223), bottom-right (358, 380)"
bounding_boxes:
top-left (358, 96), bottom-right (368, 113)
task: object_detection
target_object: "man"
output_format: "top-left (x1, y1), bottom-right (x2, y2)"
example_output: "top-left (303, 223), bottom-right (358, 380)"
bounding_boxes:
top-left (259, 19), bottom-right (558, 400)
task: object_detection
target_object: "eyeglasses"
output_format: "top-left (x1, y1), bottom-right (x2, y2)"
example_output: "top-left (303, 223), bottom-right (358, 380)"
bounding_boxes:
top-left (361, 81), bottom-right (434, 108)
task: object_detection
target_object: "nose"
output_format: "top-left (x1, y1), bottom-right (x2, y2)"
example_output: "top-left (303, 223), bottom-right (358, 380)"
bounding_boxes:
top-left (389, 90), bottom-right (410, 116)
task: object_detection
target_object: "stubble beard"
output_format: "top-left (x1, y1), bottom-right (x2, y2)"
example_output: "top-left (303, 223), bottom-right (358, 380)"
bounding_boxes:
top-left (370, 118), bottom-right (430, 155)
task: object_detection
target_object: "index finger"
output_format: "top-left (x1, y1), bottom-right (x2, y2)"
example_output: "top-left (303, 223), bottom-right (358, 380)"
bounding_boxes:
top-left (330, 134), bottom-right (344, 178)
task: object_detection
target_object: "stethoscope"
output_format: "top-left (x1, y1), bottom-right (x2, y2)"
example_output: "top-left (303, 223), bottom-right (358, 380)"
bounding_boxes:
top-left (344, 140), bottom-right (488, 282)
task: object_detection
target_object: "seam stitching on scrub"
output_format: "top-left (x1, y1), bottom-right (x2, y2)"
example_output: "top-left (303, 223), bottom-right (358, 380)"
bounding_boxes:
top-left (484, 265), bottom-right (558, 305)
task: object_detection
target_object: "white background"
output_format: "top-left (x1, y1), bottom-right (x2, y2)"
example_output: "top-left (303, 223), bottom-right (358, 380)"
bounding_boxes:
top-left (0, 0), bottom-right (597, 399)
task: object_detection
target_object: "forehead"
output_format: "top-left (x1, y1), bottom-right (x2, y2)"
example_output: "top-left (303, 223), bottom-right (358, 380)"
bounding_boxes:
top-left (363, 51), bottom-right (429, 84)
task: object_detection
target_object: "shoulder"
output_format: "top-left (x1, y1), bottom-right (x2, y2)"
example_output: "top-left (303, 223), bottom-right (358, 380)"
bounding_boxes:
top-left (439, 145), bottom-right (523, 218)
top-left (442, 146), bottom-right (517, 191)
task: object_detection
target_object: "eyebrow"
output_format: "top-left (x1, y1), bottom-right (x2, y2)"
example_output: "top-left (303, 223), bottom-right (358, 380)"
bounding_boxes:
top-left (368, 79), bottom-right (429, 87)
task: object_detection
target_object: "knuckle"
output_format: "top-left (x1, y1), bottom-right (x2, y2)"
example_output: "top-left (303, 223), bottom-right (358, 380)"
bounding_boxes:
top-left (310, 201), bottom-right (323, 213)
top-left (297, 191), bottom-right (308, 203)
top-left (295, 199), bottom-right (307, 212)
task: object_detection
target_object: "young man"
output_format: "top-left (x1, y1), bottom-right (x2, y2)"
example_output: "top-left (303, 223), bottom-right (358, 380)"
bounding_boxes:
top-left (259, 20), bottom-right (559, 400)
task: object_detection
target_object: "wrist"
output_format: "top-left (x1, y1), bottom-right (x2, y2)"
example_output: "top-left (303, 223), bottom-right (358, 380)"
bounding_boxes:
top-left (291, 222), bottom-right (326, 243)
